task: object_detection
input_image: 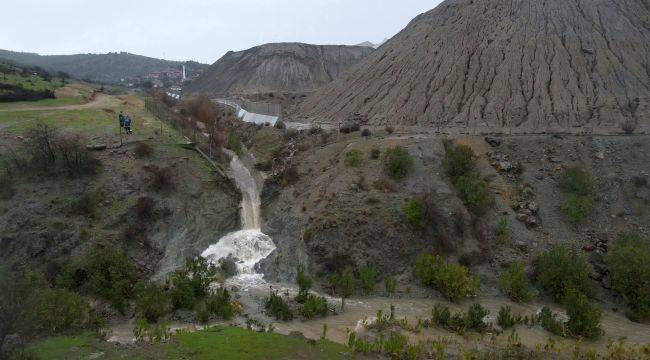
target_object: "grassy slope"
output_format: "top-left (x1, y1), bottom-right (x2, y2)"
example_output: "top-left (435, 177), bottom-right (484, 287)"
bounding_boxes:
top-left (0, 73), bottom-right (64, 91)
top-left (30, 327), bottom-right (352, 360)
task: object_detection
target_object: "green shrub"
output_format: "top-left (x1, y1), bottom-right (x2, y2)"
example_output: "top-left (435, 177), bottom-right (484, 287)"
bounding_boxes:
top-left (359, 266), bottom-right (376, 295)
top-left (454, 171), bottom-right (493, 215)
top-left (431, 303), bottom-right (451, 327)
top-left (443, 142), bottom-right (476, 179)
top-left (560, 167), bottom-right (594, 196)
top-left (300, 294), bottom-right (328, 319)
top-left (179, 257), bottom-right (218, 299)
top-left (434, 262), bottom-right (480, 302)
top-left (227, 132), bottom-right (242, 154)
top-left (207, 287), bottom-right (234, 320)
top-left (538, 307), bottom-right (566, 336)
top-left (295, 265), bottom-right (312, 303)
top-left (413, 253), bottom-right (479, 301)
top-left (448, 312), bottom-right (468, 333)
top-left (535, 245), bottom-right (592, 302)
top-left (559, 167), bottom-right (595, 224)
top-left (413, 253), bottom-right (441, 286)
top-left (133, 318), bottom-right (170, 343)
top-left (341, 269), bottom-right (355, 299)
top-left (135, 282), bottom-right (169, 323)
top-left (344, 150), bottom-right (362, 167)
top-left (564, 290), bottom-right (602, 339)
top-left (606, 233), bottom-right (650, 322)
top-left (171, 275), bottom-right (197, 310)
top-left (496, 217), bottom-right (509, 244)
top-left (498, 262), bottom-right (533, 302)
top-left (404, 197), bottom-right (426, 229)
top-left (328, 273), bottom-right (341, 295)
top-left (466, 303), bottom-right (489, 333)
top-left (562, 195), bottom-right (594, 224)
top-left (442, 143), bottom-right (492, 216)
top-left (384, 146), bottom-right (413, 180)
top-left (385, 276), bottom-right (396, 296)
top-left (497, 306), bottom-right (517, 329)
top-left (30, 288), bottom-right (91, 334)
top-left (265, 291), bottom-right (293, 321)
top-left (84, 247), bottom-right (137, 313)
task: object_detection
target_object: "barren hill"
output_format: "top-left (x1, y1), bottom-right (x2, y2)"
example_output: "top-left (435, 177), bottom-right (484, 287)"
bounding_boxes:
top-left (186, 43), bottom-right (373, 96)
top-left (297, 0), bottom-right (650, 134)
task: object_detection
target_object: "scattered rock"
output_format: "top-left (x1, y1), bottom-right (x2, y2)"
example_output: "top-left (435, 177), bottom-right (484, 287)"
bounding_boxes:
top-left (87, 144), bottom-right (107, 151)
top-left (485, 137), bottom-right (502, 147)
top-left (636, 189), bottom-right (649, 201)
top-left (595, 152), bottom-right (605, 160)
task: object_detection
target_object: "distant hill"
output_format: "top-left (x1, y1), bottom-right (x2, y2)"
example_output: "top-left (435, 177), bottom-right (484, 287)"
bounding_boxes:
top-left (355, 39), bottom-right (387, 49)
top-left (185, 43), bottom-right (374, 96)
top-left (0, 50), bottom-right (208, 84)
top-left (299, 0), bottom-right (649, 134)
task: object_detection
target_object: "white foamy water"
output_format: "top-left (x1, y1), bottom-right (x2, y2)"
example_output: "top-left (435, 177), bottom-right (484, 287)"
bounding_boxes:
top-left (228, 153), bottom-right (261, 229)
top-left (202, 152), bottom-right (275, 287)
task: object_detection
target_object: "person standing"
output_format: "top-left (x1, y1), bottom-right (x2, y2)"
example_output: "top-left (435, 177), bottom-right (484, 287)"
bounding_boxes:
top-left (124, 116), bottom-right (132, 134)
top-left (118, 111), bottom-right (125, 129)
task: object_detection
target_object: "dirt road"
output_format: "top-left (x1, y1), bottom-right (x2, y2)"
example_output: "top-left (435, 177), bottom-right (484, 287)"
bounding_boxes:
top-left (0, 93), bottom-right (119, 112)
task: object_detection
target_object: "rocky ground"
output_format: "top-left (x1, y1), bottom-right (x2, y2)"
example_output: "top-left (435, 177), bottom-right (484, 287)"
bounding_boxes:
top-left (234, 123), bottom-right (649, 312)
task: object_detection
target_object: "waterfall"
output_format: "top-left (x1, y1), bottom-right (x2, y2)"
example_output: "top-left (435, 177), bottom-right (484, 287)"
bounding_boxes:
top-left (201, 153), bottom-right (276, 286)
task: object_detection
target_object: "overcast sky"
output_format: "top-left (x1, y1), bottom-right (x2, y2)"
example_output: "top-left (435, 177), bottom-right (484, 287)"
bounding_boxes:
top-left (1, 0), bottom-right (441, 64)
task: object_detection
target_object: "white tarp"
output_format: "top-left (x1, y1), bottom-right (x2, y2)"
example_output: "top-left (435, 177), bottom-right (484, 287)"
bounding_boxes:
top-left (237, 108), bottom-right (278, 126)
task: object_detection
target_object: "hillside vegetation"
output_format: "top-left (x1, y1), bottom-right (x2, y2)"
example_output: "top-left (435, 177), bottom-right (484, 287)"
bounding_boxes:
top-left (0, 50), bottom-right (207, 84)
top-left (0, 62), bottom-right (64, 102)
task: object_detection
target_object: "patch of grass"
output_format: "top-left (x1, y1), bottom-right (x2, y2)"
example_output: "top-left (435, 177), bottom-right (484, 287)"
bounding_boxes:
top-left (560, 167), bottom-right (594, 196)
top-left (29, 334), bottom-right (94, 360)
top-left (385, 276), bottom-right (396, 296)
top-left (359, 266), bottom-right (376, 295)
top-left (562, 195), bottom-right (594, 224)
top-left (559, 167), bottom-right (595, 224)
top-left (30, 327), bottom-right (352, 360)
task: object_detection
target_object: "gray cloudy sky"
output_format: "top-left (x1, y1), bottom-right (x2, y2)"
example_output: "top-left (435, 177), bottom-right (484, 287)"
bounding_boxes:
top-left (1, 0), bottom-right (441, 64)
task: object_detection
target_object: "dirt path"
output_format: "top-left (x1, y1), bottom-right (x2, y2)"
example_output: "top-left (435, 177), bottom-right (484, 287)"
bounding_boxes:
top-left (0, 93), bottom-right (118, 112)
